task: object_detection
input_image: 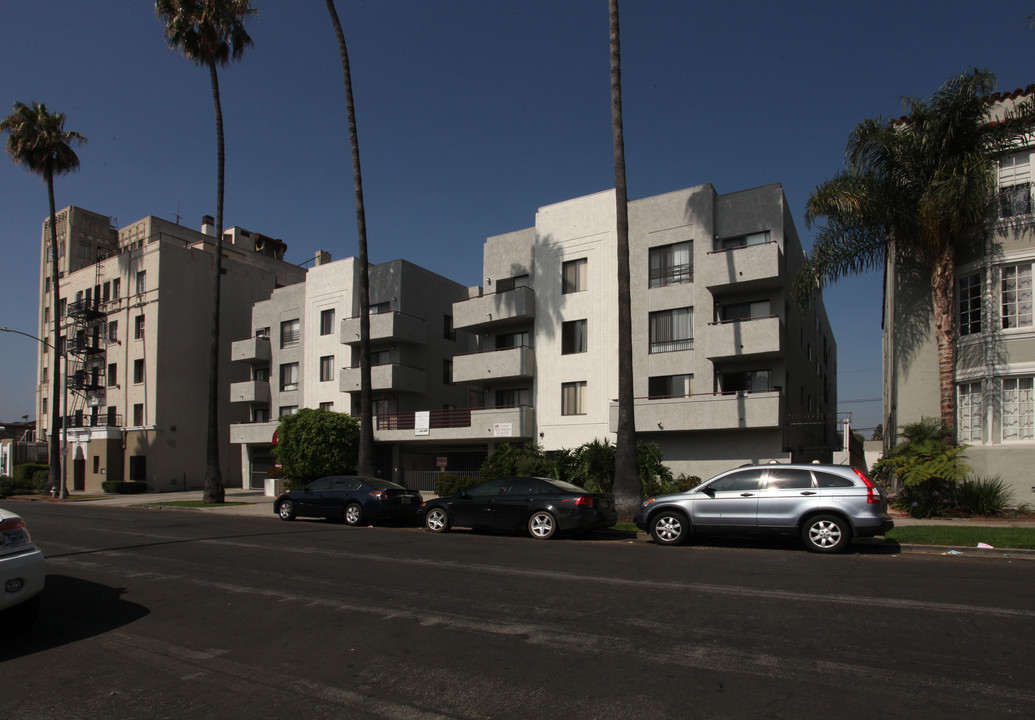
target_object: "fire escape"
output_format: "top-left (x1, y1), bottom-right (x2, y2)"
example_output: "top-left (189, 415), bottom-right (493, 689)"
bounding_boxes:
top-left (65, 254), bottom-right (118, 429)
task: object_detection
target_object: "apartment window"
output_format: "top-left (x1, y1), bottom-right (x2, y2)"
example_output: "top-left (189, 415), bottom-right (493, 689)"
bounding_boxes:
top-left (561, 319), bottom-right (588, 354)
top-left (958, 382), bottom-right (982, 443)
top-left (320, 308), bottom-right (335, 336)
top-left (134, 314), bottom-right (145, 340)
top-left (280, 363), bottom-right (299, 391)
top-left (1001, 263), bottom-right (1033, 329)
top-left (107, 363), bottom-right (117, 387)
top-left (253, 367), bottom-right (270, 382)
top-left (133, 359), bottom-right (144, 384)
top-left (79, 241), bottom-right (91, 260)
top-left (280, 319), bottom-right (300, 347)
top-left (649, 307), bottom-right (693, 353)
top-left (319, 402), bottom-right (333, 412)
top-left (719, 300), bottom-right (770, 322)
top-left (371, 349), bottom-right (391, 365)
top-left (111, 278), bottom-right (120, 299)
top-left (648, 374), bottom-right (693, 398)
top-left (561, 381), bottom-right (587, 416)
top-left (58, 298), bottom-right (66, 317)
top-left (443, 359), bottom-right (454, 385)
top-left (135, 270), bottom-right (146, 295)
top-left (562, 258), bottom-right (588, 294)
top-left (720, 369), bottom-right (771, 393)
top-left (999, 151), bottom-right (1031, 218)
top-left (279, 405), bottom-right (299, 418)
top-left (133, 403), bottom-right (144, 426)
top-left (319, 356), bottom-right (335, 382)
top-left (1002, 377), bottom-right (1035, 441)
top-left (255, 327), bottom-right (270, 338)
top-left (958, 273), bottom-right (982, 336)
top-left (444, 314), bottom-right (455, 341)
top-left (42, 366), bottom-right (48, 384)
top-left (718, 230), bottom-right (770, 250)
top-left (253, 407), bottom-right (269, 423)
top-left (496, 388), bottom-right (531, 407)
top-left (648, 241), bottom-right (692, 288)
top-left (369, 302), bottom-right (390, 315)
top-left (496, 331), bottom-right (530, 349)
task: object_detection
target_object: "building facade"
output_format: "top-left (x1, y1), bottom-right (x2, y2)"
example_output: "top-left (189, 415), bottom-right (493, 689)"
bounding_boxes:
top-left (36, 207), bottom-right (307, 492)
top-left (883, 85), bottom-right (1035, 503)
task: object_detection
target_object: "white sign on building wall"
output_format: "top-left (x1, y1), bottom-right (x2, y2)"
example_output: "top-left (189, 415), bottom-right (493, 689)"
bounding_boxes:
top-left (492, 423), bottom-right (513, 437)
top-left (415, 411), bottom-right (430, 436)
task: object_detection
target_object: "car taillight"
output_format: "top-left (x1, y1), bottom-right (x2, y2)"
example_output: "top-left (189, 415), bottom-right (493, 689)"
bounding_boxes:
top-left (852, 467), bottom-right (882, 504)
top-left (0, 518), bottom-right (32, 548)
top-left (369, 491), bottom-right (387, 500)
top-left (574, 496), bottom-right (595, 508)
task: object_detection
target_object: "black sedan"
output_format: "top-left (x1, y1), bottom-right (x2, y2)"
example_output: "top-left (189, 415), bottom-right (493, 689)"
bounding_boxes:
top-left (274, 475), bottom-right (422, 525)
top-left (417, 476), bottom-right (617, 539)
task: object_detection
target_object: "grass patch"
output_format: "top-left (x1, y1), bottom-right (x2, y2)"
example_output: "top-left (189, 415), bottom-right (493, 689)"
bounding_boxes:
top-left (612, 522), bottom-right (639, 533)
top-left (886, 525), bottom-right (1035, 550)
top-left (153, 501), bottom-right (250, 509)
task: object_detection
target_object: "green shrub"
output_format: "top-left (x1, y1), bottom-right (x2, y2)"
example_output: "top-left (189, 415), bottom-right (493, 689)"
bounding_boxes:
top-left (13, 463), bottom-right (48, 489)
top-left (643, 473), bottom-right (702, 498)
top-left (434, 473), bottom-right (482, 497)
top-left (891, 479), bottom-right (954, 518)
top-left (953, 475), bottom-right (1013, 516)
top-left (102, 480), bottom-right (148, 494)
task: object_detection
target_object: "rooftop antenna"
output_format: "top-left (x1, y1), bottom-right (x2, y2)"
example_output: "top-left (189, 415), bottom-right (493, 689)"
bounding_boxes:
top-left (174, 202), bottom-right (181, 225)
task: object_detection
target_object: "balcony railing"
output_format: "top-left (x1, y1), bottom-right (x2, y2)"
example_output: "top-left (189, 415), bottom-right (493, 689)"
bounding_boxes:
top-left (63, 412), bottom-right (122, 429)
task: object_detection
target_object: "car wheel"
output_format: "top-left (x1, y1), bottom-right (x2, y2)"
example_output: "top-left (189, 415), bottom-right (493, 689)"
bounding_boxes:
top-left (278, 499), bottom-right (296, 521)
top-left (344, 502), bottom-right (363, 526)
top-left (528, 511), bottom-right (556, 539)
top-left (650, 510), bottom-right (688, 546)
top-left (802, 514), bottom-right (851, 553)
top-left (424, 507), bottom-right (450, 533)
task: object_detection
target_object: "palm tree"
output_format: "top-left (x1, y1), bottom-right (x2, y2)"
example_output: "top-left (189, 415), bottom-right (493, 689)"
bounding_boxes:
top-left (609, 0), bottom-right (640, 519)
top-left (1, 102), bottom-right (85, 500)
top-left (325, 0), bottom-right (375, 476)
top-left (794, 69), bottom-right (1032, 436)
top-left (156, 0), bottom-right (255, 503)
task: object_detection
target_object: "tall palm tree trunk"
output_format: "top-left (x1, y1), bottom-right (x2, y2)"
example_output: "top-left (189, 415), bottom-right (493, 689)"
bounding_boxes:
top-left (46, 170), bottom-right (65, 499)
top-left (326, 0), bottom-right (375, 476)
top-left (203, 59), bottom-right (226, 503)
top-left (609, 0), bottom-right (639, 519)
top-left (931, 245), bottom-right (957, 433)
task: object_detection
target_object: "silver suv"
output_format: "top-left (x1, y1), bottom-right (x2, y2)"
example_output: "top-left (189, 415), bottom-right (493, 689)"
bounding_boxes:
top-left (633, 463), bottom-right (894, 553)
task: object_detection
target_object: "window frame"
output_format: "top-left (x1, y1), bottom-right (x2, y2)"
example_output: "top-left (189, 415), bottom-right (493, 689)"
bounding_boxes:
top-left (648, 241), bottom-right (693, 288)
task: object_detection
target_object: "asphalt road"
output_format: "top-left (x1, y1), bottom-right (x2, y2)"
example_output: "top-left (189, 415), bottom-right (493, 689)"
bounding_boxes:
top-left (3, 503), bottom-right (1034, 720)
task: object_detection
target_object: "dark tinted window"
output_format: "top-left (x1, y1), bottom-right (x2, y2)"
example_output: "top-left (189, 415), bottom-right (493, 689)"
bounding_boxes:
top-left (815, 471), bottom-right (854, 488)
top-left (505, 478), bottom-right (545, 495)
top-left (765, 469), bottom-right (814, 489)
top-left (707, 470), bottom-right (764, 492)
top-left (308, 477), bottom-right (334, 492)
top-left (466, 477), bottom-right (508, 497)
top-left (361, 477), bottom-right (407, 490)
top-left (540, 477), bottom-right (589, 493)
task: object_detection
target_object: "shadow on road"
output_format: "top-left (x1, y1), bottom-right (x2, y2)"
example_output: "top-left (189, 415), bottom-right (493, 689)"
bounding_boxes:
top-left (0, 575), bottom-right (150, 661)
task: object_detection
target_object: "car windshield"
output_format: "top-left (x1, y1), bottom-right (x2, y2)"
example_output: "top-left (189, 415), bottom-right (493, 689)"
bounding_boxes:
top-left (360, 477), bottom-right (407, 490)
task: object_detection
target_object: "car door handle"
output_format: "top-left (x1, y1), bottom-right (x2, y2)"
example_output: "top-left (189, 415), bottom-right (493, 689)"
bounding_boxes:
top-left (740, 493), bottom-right (755, 497)
top-left (800, 491), bottom-right (817, 495)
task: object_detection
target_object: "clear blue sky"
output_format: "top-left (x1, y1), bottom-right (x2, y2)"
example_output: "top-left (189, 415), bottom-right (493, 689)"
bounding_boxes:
top-left (1, 0), bottom-right (1033, 435)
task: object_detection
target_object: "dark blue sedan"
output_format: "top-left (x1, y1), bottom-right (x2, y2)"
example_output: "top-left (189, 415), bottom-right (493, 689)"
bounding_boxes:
top-left (274, 475), bottom-right (422, 526)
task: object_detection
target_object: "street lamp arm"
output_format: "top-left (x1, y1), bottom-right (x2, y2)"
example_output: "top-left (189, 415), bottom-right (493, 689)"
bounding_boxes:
top-left (0, 326), bottom-right (54, 349)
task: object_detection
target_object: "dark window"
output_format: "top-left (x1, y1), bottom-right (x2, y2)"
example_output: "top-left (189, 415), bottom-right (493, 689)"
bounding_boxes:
top-left (320, 309), bottom-right (335, 336)
top-left (707, 470), bottom-right (764, 492)
top-left (466, 477), bottom-right (508, 497)
top-left (649, 241), bottom-right (693, 288)
top-left (561, 319), bottom-right (588, 354)
top-left (814, 472), bottom-right (854, 488)
top-left (562, 259), bottom-right (587, 293)
top-left (765, 469), bottom-right (814, 489)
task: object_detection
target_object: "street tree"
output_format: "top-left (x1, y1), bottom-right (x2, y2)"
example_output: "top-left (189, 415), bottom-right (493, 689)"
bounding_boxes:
top-left (1, 101), bottom-right (86, 499)
top-left (325, 0), bottom-right (375, 475)
top-left (156, 0), bottom-right (256, 503)
top-left (273, 408), bottom-right (359, 486)
top-left (609, 0), bottom-right (641, 519)
top-left (794, 69), bottom-right (1033, 435)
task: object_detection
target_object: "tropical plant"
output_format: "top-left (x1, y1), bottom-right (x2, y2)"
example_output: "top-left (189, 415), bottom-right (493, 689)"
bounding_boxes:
top-left (572, 439), bottom-right (616, 493)
top-left (1, 101), bottom-right (86, 499)
top-left (794, 70), bottom-right (1034, 435)
top-left (325, 0), bottom-right (375, 476)
top-left (608, 0), bottom-right (640, 521)
top-left (636, 442), bottom-right (673, 496)
top-left (156, 0), bottom-right (255, 503)
top-left (480, 443), bottom-right (552, 479)
top-left (954, 475), bottom-right (1014, 516)
top-left (272, 409), bottom-right (359, 486)
top-left (876, 417), bottom-right (971, 518)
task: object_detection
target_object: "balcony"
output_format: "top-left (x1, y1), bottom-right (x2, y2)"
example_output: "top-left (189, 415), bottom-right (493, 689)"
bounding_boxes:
top-left (705, 316), bottom-right (782, 360)
top-left (453, 345), bottom-right (535, 384)
top-left (374, 405), bottom-right (535, 443)
top-left (608, 390), bottom-right (781, 433)
top-left (340, 363), bottom-right (426, 394)
top-left (453, 286), bottom-right (535, 332)
top-left (341, 311), bottom-right (427, 346)
top-left (231, 336), bottom-right (272, 364)
top-left (230, 420), bottom-right (279, 446)
top-left (230, 380), bottom-right (271, 404)
top-left (702, 241), bottom-right (784, 292)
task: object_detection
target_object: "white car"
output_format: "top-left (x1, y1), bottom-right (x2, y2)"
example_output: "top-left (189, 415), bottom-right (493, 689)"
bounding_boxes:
top-left (0, 507), bottom-right (45, 622)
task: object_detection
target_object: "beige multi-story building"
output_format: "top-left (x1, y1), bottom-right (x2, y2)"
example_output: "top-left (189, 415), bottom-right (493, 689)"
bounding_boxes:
top-left (884, 85), bottom-right (1035, 503)
top-left (36, 207), bottom-right (307, 492)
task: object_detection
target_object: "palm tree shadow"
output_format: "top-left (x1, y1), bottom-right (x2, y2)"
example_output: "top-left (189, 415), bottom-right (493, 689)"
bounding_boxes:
top-left (0, 575), bottom-right (149, 661)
